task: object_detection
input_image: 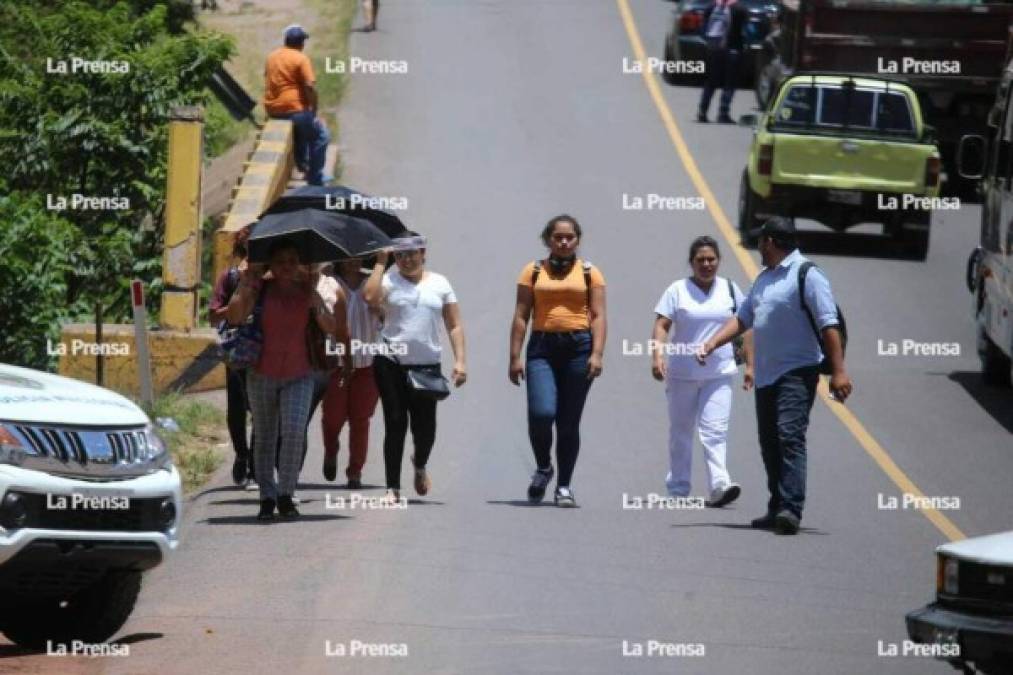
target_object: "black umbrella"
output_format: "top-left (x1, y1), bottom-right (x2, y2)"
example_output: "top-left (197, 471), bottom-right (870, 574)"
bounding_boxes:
top-left (247, 208), bottom-right (392, 264)
top-left (263, 185), bottom-right (408, 238)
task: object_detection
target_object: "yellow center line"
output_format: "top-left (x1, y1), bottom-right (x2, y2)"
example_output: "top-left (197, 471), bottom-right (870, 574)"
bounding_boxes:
top-left (615, 0), bottom-right (965, 542)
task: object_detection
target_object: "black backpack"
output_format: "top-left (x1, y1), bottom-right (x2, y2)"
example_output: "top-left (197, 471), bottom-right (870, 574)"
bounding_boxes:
top-left (798, 262), bottom-right (847, 375)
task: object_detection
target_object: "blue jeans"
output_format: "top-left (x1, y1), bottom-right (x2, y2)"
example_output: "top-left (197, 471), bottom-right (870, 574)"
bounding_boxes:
top-left (698, 47), bottom-right (739, 117)
top-left (525, 330), bottom-right (594, 487)
top-left (755, 365), bottom-right (819, 519)
top-left (272, 109), bottom-right (330, 185)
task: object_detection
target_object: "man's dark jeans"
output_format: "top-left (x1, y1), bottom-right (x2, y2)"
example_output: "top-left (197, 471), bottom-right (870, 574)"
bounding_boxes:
top-left (755, 365), bottom-right (819, 519)
top-left (270, 109), bottom-right (330, 185)
top-left (698, 47), bottom-right (740, 117)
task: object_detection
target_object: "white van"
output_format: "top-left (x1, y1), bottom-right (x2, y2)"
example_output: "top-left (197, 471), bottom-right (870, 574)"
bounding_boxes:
top-left (0, 363), bottom-right (181, 649)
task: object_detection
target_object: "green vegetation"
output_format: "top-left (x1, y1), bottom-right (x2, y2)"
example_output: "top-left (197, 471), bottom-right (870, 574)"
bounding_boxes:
top-left (146, 392), bottom-right (227, 492)
top-left (0, 1), bottom-right (234, 369)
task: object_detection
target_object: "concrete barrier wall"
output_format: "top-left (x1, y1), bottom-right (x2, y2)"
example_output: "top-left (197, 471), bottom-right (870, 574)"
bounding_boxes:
top-left (212, 120), bottom-right (294, 283)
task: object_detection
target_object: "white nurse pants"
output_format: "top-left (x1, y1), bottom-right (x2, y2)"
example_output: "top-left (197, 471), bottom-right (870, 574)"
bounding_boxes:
top-left (665, 375), bottom-right (733, 497)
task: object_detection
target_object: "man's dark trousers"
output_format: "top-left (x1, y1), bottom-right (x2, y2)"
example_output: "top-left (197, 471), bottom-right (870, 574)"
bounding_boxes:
top-left (755, 365), bottom-right (819, 520)
top-left (699, 47), bottom-right (739, 118)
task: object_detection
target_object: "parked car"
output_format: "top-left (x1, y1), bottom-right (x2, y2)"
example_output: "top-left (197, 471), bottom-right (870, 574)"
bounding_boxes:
top-left (906, 530), bottom-right (1013, 675)
top-left (958, 55), bottom-right (1013, 388)
top-left (0, 363), bottom-right (181, 649)
top-left (738, 73), bottom-right (944, 259)
top-left (661, 0), bottom-right (779, 86)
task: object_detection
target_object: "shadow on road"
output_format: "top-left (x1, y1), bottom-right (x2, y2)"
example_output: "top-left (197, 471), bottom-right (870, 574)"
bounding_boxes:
top-left (486, 500), bottom-right (573, 508)
top-left (0, 632), bottom-right (162, 657)
top-left (199, 514), bottom-right (352, 525)
top-left (296, 483), bottom-right (385, 491)
top-left (946, 371), bottom-right (1013, 434)
top-left (670, 522), bottom-right (829, 535)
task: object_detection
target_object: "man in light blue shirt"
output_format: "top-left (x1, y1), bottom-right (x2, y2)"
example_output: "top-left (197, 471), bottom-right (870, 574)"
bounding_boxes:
top-left (699, 217), bottom-right (852, 534)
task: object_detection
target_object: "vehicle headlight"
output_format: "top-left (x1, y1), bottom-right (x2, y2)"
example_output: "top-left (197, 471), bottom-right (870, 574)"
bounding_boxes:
top-left (143, 424), bottom-right (173, 469)
top-left (937, 555), bottom-right (959, 596)
top-left (0, 424), bottom-right (30, 466)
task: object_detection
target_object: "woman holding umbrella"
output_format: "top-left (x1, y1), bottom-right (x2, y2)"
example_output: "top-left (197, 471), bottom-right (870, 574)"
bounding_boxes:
top-left (225, 240), bottom-right (345, 521)
top-left (363, 233), bottom-right (467, 502)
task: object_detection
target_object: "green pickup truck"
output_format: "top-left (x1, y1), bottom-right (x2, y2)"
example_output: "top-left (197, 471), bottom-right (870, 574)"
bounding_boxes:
top-left (738, 74), bottom-right (945, 259)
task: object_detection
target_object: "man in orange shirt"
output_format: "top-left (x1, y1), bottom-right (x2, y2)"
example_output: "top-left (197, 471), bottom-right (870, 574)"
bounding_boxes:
top-left (264, 25), bottom-right (330, 185)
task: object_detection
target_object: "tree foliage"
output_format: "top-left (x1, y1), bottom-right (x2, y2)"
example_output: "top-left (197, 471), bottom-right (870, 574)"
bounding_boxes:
top-left (0, 1), bottom-right (234, 369)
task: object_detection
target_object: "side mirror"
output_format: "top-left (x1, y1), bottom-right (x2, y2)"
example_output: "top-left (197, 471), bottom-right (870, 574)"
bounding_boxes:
top-left (921, 124), bottom-right (936, 144)
top-left (738, 113), bottom-right (759, 128)
top-left (957, 134), bottom-right (988, 180)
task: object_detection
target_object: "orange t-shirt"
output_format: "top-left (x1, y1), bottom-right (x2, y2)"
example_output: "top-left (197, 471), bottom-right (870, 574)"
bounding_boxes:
top-left (263, 47), bottom-right (315, 116)
top-left (517, 260), bottom-right (606, 332)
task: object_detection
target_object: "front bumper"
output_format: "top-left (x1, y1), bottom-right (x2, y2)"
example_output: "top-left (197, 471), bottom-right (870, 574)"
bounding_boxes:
top-left (907, 603), bottom-right (1013, 668)
top-left (0, 463), bottom-right (182, 568)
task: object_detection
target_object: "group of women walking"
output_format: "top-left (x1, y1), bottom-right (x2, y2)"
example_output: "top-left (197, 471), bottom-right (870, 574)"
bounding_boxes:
top-left (211, 215), bottom-right (754, 520)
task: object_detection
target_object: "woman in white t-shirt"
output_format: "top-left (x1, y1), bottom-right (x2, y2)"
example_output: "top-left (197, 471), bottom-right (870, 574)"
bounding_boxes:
top-left (651, 236), bottom-right (753, 507)
top-left (363, 233), bottom-right (467, 502)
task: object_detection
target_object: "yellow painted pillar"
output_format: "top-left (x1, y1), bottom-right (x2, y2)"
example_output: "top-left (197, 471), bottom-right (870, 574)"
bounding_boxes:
top-left (161, 106), bottom-right (204, 331)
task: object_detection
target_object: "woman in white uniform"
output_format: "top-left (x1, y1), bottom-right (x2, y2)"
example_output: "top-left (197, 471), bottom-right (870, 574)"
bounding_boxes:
top-left (651, 236), bottom-right (753, 507)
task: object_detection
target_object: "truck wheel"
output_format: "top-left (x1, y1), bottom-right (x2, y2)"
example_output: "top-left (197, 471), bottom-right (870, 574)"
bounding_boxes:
top-left (980, 327), bottom-right (1012, 388)
top-left (1, 571), bottom-right (141, 649)
top-left (738, 170), bottom-right (762, 246)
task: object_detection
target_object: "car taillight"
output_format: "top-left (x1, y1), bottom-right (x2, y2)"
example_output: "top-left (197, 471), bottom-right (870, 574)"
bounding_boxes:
top-left (924, 156), bottom-right (941, 188)
top-left (758, 144), bottom-right (774, 176)
top-left (680, 10), bottom-right (704, 32)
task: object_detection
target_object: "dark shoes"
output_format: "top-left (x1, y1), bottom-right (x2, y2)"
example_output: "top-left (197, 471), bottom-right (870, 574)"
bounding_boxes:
top-left (278, 495), bottom-right (300, 519)
top-left (696, 110), bottom-right (709, 123)
top-left (232, 454), bottom-right (249, 486)
top-left (750, 512), bottom-right (777, 529)
top-left (347, 477), bottom-right (362, 490)
top-left (527, 466), bottom-right (555, 503)
top-left (717, 113), bottom-right (735, 124)
top-left (257, 498), bottom-right (276, 521)
top-left (773, 510), bottom-right (801, 535)
top-left (323, 454), bottom-right (337, 482)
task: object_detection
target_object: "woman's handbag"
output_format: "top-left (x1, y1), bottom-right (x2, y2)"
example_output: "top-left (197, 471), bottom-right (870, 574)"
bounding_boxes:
top-left (404, 364), bottom-right (451, 401)
top-left (217, 287), bottom-right (265, 370)
top-left (385, 338), bottom-right (450, 401)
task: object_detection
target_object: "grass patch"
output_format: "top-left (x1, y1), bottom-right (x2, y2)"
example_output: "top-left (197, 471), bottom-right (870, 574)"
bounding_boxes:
top-left (145, 393), bottom-right (228, 493)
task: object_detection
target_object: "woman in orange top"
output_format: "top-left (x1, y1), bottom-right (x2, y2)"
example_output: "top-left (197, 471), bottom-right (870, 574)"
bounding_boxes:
top-left (509, 215), bottom-right (607, 507)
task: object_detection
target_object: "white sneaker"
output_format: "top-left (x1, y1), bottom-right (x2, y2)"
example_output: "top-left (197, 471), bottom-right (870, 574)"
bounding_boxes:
top-left (554, 486), bottom-right (577, 508)
top-left (383, 488), bottom-right (401, 504)
top-left (245, 481), bottom-right (259, 492)
top-left (291, 495), bottom-right (301, 505)
top-left (706, 483), bottom-right (742, 508)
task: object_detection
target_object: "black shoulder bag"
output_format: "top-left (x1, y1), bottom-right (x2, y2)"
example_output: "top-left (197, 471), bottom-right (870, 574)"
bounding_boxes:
top-left (798, 261), bottom-right (848, 376)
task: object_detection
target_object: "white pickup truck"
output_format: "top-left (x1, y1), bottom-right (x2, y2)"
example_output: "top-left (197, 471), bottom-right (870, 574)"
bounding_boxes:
top-left (0, 363), bottom-right (181, 649)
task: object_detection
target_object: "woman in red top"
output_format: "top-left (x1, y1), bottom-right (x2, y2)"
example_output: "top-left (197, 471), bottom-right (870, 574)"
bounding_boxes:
top-left (226, 242), bottom-right (343, 521)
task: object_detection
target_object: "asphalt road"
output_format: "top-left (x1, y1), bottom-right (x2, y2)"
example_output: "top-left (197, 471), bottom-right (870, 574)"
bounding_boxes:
top-left (6, 1), bottom-right (1011, 674)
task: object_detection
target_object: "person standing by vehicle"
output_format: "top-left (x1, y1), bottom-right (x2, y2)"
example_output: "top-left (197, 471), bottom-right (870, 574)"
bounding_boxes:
top-left (363, 234), bottom-right (467, 502)
top-left (696, 0), bottom-right (746, 124)
top-left (698, 218), bottom-right (853, 535)
top-left (263, 24), bottom-right (330, 185)
top-left (225, 242), bottom-right (339, 521)
top-left (210, 228), bottom-right (254, 487)
top-left (509, 215), bottom-right (607, 508)
top-left (651, 236), bottom-right (751, 507)
top-left (361, 0), bottom-right (379, 32)
top-left (321, 258), bottom-right (382, 488)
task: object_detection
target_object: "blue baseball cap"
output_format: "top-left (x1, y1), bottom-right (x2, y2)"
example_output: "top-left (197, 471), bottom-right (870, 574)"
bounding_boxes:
top-left (283, 24), bottom-right (310, 43)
